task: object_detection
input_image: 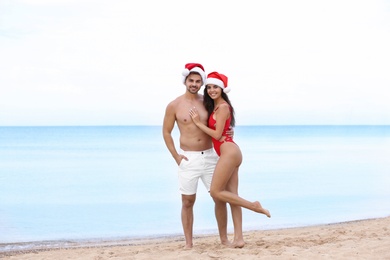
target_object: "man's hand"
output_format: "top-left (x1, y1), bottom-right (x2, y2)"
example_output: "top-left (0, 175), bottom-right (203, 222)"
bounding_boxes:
top-left (175, 154), bottom-right (188, 166)
top-left (226, 126), bottom-right (234, 138)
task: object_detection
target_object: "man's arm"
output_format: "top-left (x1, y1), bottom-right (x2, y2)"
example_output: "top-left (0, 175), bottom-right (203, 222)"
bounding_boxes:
top-left (162, 103), bottom-right (182, 165)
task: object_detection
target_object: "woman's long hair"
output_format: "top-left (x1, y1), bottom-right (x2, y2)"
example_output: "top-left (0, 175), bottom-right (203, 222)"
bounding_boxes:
top-left (203, 87), bottom-right (236, 127)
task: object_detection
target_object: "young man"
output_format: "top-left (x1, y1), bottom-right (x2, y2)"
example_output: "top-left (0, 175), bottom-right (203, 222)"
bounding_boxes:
top-left (162, 63), bottom-right (229, 249)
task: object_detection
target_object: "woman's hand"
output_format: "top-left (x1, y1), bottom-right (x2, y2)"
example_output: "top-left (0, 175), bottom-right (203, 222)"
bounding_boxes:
top-left (189, 107), bottom-right (201, 125)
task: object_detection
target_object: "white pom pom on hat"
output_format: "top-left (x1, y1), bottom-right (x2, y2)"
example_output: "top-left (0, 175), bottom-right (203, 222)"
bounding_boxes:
top-left (182, 63), bottom-right (206, 85)
top-left (205, 71), bottom-right (231, 93)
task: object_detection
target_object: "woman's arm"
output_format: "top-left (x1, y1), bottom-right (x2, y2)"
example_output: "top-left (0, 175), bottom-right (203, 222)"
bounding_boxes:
top-left (189, 104), bottom-right (230, 140)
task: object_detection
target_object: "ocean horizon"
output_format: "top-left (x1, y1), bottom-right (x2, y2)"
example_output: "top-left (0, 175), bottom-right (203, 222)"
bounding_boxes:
top-left (1, 125), bottom-right (389, 251)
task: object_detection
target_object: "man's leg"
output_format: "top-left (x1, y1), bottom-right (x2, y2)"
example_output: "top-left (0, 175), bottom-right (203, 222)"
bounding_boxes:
top-left (181, 194), bottom-right (196, 249)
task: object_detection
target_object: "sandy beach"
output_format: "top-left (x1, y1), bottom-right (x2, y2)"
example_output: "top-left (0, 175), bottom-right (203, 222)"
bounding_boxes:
top-left (1, 216), bottom-right (389, 260)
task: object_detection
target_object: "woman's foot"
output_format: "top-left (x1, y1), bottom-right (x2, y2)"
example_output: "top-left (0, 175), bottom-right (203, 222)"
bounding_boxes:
top-left (221, 239), bottom-right (232, 247)
top-left (231, 239), bottom-right (245, 248)
top-left (184, 243), bottom-right (193, 250)
top-left (253, 201), bottom-right (271, 217)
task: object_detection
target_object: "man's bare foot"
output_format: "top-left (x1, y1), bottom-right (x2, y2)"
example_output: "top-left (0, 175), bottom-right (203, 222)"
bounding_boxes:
top-left (231, 239), bottom-right (245, 248)
top-left (253, 201), bottom-right (271, 218)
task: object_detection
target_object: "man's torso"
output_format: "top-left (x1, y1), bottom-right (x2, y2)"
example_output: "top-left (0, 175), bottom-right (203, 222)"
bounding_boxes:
top-left (174, 95), bottom-right (212, 151)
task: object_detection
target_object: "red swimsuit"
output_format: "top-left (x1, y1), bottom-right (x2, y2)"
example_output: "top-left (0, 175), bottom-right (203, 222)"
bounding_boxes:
top-left (208, 105), bottom-right (236, 156)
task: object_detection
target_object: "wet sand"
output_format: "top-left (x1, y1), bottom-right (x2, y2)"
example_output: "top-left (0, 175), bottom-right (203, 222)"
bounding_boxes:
top-left (1, 216), bottom-right (390, 259)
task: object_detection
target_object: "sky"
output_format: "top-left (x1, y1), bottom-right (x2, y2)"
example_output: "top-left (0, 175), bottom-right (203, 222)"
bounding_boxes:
top-left (1, 0), bottom-right (389, 126)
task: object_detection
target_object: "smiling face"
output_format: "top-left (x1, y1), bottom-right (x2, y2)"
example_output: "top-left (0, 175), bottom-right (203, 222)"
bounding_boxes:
top-left (185, 73), bottom-right (203, 94)
top-left (206, 84), bottom-right (222, 100)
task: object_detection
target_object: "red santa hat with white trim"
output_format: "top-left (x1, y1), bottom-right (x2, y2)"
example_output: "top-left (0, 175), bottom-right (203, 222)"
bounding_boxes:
top-left (182, 63), bottom-right (206, 85)
top-left (205, 71), bottom-right (231, 93)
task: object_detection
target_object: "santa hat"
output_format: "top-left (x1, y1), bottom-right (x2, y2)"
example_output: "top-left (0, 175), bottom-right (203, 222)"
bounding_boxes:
top-left (182, 63), bottom-right (206, 85)
top-left (205, 71), bottom-right (231, 93)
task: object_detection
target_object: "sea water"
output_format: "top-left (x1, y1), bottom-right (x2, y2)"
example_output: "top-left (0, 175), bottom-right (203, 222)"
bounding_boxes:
top-left (0, 125), bottom-right (389, 248)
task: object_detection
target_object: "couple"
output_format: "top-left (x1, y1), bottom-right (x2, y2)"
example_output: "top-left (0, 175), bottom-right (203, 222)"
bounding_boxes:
top-left (162, 63), bottom-right (270, 249)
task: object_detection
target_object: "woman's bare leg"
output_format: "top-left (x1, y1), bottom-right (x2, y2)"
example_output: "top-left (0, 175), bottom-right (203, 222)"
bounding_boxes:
top-left (210, 143), bottom-right (271, 217)
top-left (213, 198), bottom-right (231, 246)
top-left (226, 167), bottom-right (245, 248)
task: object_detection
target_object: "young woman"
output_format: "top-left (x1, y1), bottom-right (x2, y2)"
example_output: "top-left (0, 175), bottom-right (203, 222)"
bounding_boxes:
top-left (189, 71), bottom-right (270, 248)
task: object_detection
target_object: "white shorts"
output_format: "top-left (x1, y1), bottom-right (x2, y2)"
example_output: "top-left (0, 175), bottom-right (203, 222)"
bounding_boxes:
top-left (178, 148), bottom-right (218, 195)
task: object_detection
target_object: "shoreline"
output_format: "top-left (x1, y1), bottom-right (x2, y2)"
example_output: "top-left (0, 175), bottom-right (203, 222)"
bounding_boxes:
top-left (2, 216), bottom-right (390, 259)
